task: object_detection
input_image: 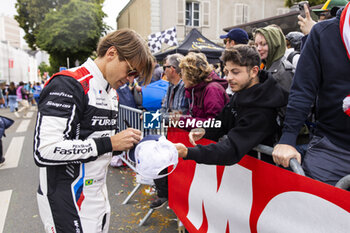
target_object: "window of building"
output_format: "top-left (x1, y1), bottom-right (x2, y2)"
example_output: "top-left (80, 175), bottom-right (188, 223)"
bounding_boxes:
top-left (235, 3), bottom-right (249, 25)
top-left (186, 2), bottom-right (200, 27)
top-left (202, 1), bottom-right (210, 27)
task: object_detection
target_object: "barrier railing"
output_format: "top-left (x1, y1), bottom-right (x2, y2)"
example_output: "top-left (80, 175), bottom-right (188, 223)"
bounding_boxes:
top-left (117, 105), bottom-right (348, 203)
top-left (117, 104), bottom-right (163, 226)
top-left (118, 104), bottom-right (143, 132)
top-left (118, 104), bottom-right (305, 176)
top-left (118, 104), bottom-right (167, 136)
top-left (253, 144), bottom-right (305, 176)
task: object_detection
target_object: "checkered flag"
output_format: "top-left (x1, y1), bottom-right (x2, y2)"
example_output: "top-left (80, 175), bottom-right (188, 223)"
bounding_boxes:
top-left (160, 27), bottom-right (178, 47)
top-left (148, 27), bottom-right (178, 53)
top-left (148, 31), bottom-right (162, 54)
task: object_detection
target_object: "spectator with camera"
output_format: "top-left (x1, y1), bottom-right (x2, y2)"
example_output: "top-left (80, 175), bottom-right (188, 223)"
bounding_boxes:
top-left (272, 2), bottom-right (350, 186)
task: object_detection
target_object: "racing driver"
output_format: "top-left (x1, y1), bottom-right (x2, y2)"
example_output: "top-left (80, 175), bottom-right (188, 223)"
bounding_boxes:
top-left (33, 29), bottom-right (153, 233)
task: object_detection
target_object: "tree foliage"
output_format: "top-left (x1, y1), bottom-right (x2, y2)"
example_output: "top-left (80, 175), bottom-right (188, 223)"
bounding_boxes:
top-left (15, 0), bottom-right (70, 50)
top-left (38, 61), bottom-right (50, 73)
top-left (16, 0), bottom-right (108, 72)
top-left (285, 0), bottom-right (325, 8)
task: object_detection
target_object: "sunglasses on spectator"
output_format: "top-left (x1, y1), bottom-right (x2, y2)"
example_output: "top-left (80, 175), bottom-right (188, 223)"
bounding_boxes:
top-left (163, 65), bottom-right (174, 70)
top-left (224, 38), bottom-right (232, 44)
top-left (125, 58), bottom-right (138, 77)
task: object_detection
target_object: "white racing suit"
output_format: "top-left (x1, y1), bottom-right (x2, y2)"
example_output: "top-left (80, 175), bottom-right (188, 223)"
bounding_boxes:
top-left (34, 58), bottom-right (119, 233)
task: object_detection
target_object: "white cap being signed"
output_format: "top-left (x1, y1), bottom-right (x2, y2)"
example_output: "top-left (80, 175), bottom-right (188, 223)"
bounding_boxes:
top-left (130, 135), bottom-right (178, 179)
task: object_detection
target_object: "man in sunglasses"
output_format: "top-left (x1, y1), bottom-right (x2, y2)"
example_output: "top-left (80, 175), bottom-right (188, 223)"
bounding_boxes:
top-left (34, 29), bottom-right (154, 233)
top-left (150, 53), bottom-right (189, 209)
top-left (160, 53), bottom-right (188, 117)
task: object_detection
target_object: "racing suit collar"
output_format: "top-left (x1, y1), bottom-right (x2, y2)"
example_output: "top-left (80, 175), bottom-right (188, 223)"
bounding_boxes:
top-left (83, 58), bottom-right (110, 92)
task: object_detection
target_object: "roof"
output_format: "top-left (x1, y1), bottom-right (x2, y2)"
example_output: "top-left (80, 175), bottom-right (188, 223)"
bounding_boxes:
top-left (116, 0), bottom-right (135, 21)
top-left (223, 5), bottom-right (322, 36)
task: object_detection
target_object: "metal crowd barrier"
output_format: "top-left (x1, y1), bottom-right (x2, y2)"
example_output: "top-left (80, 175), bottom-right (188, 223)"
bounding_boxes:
top-left (253, 144), bottom-right (305, 176)
top-left (116, 105), bottom-right (349, 225)
top-left (117, 104), bottom-right (165, 226)
top-left (118, 104), bottom-right (143, 132)
top-left (118, 104), bottom-right (167, 137)
top-left (118, 104), bottom-right (305, 177)
top-left (254, 145), bottom-right (350, 190)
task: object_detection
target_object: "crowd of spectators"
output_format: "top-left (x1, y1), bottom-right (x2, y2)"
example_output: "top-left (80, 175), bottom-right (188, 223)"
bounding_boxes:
top-left (21, 1), bottom-right (350, 231)
top-left (138, 0), bottom-right (350, 209)
top-left (0, 81), bottom-right (43, 118)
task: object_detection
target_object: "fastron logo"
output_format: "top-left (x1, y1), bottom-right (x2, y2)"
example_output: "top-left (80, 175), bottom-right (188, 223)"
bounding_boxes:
top-left (143, 110), bottom-right (161, 129)
top-left (53, 147), bottom-right (93, 155)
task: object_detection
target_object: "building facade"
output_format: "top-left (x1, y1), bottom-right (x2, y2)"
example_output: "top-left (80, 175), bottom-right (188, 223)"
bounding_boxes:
top-left (0, 15), bottom-right (21, 48)
top-left (117, 0), bottom-right (289, 45)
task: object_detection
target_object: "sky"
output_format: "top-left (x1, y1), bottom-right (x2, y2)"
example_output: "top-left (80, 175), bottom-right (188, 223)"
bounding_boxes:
top-left (0, 0), bottom-right (130, 31)
top-left (102, 0), bottom-right (130, 30)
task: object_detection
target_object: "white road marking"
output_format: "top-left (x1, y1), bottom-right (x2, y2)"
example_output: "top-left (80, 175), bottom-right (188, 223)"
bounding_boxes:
top-left (26, 112), bottom-right (34, 118)
top-left (0, 190), bottom-right (12, 233)
top-left (16, 120), bottom-right (31, 133)
top-left (0, 137), bottom-right (25, 169)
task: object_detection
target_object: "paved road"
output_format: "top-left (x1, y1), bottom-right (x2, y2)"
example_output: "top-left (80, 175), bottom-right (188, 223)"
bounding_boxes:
top-left (0, 107), bottom-right (178, 233)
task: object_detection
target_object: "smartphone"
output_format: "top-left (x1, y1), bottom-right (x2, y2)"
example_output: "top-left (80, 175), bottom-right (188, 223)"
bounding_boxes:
top-left (298, 1), bottom-right (310, 18)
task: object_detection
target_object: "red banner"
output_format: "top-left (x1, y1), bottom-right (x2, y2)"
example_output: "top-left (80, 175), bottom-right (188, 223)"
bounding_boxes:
top-left (8, 59), bottom-right (14, 69)
top-left (167, 128), bottom-right (350, 233)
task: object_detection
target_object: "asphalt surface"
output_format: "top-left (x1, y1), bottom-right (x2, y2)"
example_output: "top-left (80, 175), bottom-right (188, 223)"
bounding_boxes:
top-left (0, 106), bottom-right (179, 233)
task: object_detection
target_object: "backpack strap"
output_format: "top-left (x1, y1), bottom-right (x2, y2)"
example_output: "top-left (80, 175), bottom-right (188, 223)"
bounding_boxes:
top-left (286, 50), bottom-right (300, 64)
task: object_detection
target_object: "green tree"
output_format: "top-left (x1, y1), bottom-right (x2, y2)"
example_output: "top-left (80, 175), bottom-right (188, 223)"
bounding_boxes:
top-left (38, 61), bottom-right (54, 76)
top-left (285, 0), bottom-right (325, 8)
top-left (15, 0), bottom-right (106, 50)
top-left (34, 0), bottom-right (108, 71)
top-left (15, 0), bottom-right (70, 50)
top-left (38, 61), bottom-right (50, 73)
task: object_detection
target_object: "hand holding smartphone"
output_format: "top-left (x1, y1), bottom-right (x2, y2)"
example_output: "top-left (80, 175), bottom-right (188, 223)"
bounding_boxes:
top-left (298, 1), bottom-right (310, 18)
top-left (297, 1), bottom-right (317, 35)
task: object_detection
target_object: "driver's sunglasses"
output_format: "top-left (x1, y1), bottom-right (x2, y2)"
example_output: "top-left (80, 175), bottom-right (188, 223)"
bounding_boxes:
top-left (125, 58), bottom-right (138, 77)
top-left (223, 38), bottom-right (231, 44)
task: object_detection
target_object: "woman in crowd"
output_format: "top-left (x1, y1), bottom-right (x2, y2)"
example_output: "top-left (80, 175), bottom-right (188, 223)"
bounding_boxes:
top-left (7, 82), bottom-right (17, 113)
top-left (33, 82), bottom-right (42, 105)
top-left (254, 25), bottom-right (294, 92)
top-left (178, 52), bottom-right (229, 128)
top-left (14, 81), bottom-right (30, 118)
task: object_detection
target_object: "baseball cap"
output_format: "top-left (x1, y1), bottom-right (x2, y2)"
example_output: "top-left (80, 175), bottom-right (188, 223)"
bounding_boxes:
top-left (313, 0), bottom-right (349, 13)
top-left (129, 135), bottom-right (178, 179)
top-left (220, 28), bottom-right (249, 44)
